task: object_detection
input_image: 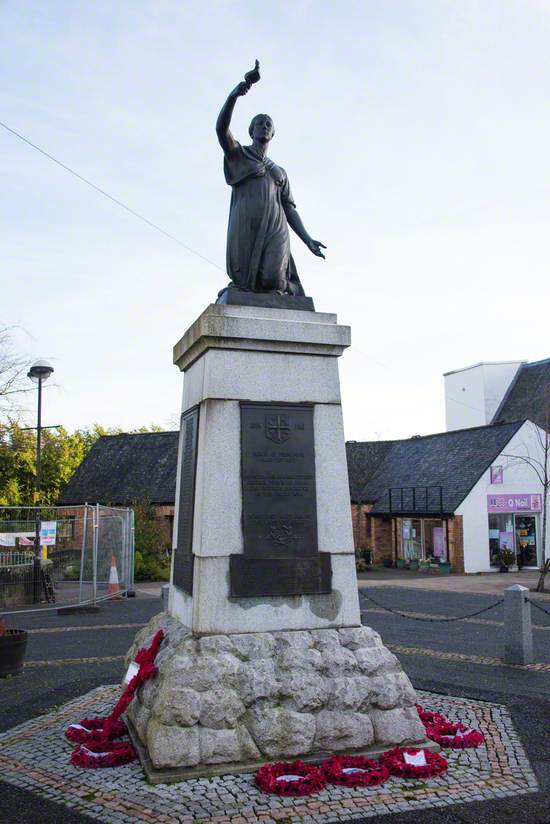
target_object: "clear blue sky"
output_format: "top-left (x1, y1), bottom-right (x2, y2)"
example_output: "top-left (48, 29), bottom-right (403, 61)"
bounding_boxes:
top-left (2, 1), bottom-right (549, 439)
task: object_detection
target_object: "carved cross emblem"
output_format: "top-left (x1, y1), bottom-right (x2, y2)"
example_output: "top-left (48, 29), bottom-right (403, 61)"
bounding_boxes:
top-left (265, 414), bottom-right (291, 444)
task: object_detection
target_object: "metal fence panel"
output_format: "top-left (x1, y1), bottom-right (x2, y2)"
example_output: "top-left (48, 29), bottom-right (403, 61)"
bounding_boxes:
top-left (0, 504), bottom-right (134, 613)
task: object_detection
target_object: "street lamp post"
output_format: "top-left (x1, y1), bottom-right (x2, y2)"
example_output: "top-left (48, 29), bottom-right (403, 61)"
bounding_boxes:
top-left (27, 360), bottom-right (54, 603)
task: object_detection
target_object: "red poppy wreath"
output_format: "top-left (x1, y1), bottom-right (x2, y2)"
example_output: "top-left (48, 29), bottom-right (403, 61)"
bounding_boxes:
top-left (70, 741), bottom-right (137, 769)
top-left (65, 717), bottom-right (127, 746)
top-left (321, 755), bottom-right (389, 788)
top-left (255, 760), bottom-right (326, 796)
top-left (65, 629), bottom-right (165, 769)
top-left (380, 747), bottom-right (448, 779)
top-left (416, 704), bottom-right (447, 726)
top-left (425, 721), bottom-right (485, 749)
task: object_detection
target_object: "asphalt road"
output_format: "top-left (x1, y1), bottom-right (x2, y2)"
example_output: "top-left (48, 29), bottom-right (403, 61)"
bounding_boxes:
top-left (357, 586), bottom-right (550, 824)
top-left (0, 587), bottom-right (549, 824)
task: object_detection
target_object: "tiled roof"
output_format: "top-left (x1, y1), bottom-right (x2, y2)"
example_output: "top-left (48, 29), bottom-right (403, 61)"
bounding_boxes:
top-left (60, 420), bottom-right (526, 515)
top-left (345, 441), bottom-right (393, 503)
top-left (492, 358), bottom-right (550, 431)
top-left (348, 421), bottom-right (524, 514)
top-left (58, 431), bottom-right (179, 505)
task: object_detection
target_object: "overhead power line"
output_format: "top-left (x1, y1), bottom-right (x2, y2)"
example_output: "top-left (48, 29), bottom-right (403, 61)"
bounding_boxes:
top-left (0, 119), bottom-right (224, 272)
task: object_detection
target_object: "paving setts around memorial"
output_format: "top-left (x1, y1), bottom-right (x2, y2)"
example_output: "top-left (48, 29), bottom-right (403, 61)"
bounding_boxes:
top-left (0, 686), bottom-right (538, 824)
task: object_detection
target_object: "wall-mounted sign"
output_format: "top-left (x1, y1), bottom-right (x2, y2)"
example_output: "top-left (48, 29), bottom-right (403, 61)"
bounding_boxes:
top-left (487, 494), bottom-right (542, 513)
top-left (490, 465), bottom-right (503, 484)
top-left (40, 521), bottom-right (57, 546)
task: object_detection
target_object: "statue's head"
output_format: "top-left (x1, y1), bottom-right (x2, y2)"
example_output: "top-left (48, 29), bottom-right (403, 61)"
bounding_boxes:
top-left (249, 113), bottom-right (275, 142)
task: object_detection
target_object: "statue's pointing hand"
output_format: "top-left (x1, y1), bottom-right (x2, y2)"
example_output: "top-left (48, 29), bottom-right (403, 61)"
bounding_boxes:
top-left (307, 239), bottom-right (327, 259)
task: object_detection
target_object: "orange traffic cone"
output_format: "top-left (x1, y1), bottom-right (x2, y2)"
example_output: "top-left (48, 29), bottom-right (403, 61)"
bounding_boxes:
top-left (108, 555), bottom-right (122, 599)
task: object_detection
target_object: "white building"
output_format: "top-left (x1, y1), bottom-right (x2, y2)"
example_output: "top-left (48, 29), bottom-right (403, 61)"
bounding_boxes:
top-left (458, 420), bottom-right (547, 572)
top-left (348, 357), bottom-right (549, 573)
top-left (444, 361), bottom-right (525, 431)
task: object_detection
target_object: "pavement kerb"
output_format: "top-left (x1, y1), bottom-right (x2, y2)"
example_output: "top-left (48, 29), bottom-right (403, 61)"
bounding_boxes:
top-left (357, 571), bottom-right (550, 598)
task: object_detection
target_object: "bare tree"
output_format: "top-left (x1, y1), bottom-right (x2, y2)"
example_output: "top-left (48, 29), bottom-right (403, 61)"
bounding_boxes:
top-left (502, 386), bottom-right (550, 592)
top-left (0, 326), bottom-right (30, 418)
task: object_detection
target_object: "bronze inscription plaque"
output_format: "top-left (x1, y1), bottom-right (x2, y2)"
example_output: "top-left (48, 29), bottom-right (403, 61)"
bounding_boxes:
top-left (173, 405), bottom-right (199, 594)
top-left (240, 403), bottom-right (318, 558)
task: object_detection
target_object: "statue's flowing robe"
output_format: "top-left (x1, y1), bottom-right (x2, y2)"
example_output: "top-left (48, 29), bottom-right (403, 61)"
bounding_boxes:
top-left (223, 143), bottom-right (304, 294)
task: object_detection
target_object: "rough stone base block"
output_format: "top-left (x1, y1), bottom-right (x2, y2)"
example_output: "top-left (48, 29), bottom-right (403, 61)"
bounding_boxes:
top-left (125, 614), bottom-right (429, 781)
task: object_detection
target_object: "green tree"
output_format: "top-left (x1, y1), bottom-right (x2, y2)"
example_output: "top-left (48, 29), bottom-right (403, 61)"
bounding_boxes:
top-left (0, 422), bottom-right (124, 505)
top-left (133, 501), bottom-right (171, 581)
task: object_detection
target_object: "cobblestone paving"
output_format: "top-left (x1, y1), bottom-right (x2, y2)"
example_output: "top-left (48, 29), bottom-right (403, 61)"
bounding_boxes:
top-left (0, 686), bottom-right (538, 824)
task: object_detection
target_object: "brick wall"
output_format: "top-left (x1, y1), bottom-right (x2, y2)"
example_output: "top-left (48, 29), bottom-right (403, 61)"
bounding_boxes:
top-left (351, 504), bottom-right (371, 549)
top-left (447, 515), bottom-right (464, 573)
top-left (372, 517), bottom-right (394, 565)
top-left (350, 505), bottom-right (395, 566)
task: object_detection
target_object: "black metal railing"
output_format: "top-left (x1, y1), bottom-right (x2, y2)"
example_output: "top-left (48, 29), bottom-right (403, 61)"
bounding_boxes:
top-left (388, 485), bottom-right (444, 515)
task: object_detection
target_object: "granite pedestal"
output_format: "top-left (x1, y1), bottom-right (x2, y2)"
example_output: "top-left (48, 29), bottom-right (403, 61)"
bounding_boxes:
top-left (126, 303), bottom-right (429, 779)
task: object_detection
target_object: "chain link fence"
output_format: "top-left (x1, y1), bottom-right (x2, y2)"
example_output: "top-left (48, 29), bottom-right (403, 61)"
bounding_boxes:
top-left (0, 504), bottom-right (134, 613)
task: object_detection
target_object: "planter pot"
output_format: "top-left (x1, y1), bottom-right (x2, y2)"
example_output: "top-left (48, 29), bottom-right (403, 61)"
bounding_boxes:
top-left (499, 565), bottom-right (510, 573)
top-left (409, 559), bottom-right (419, 571)
top-left (396, 559), bottom-right (406, 569)
top-left (0, 629), bottom-right (28, 678)
top-left (438, 563), bottom-right (452, 576)
top-left (383, 559), bottom-right (393, 568)
top-left (419, 561), bottom-right (430, 571)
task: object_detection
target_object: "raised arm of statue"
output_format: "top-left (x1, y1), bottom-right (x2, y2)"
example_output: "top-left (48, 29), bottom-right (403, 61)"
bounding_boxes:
top-left (216, 61), bottom-right (261, 156)
top-left (216, 83), bottom-right (247, 155)
top-left (284, 202), bottom-right (327, 259)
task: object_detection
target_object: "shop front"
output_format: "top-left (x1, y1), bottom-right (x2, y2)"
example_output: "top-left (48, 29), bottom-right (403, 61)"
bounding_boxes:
top-left (487, 493), bottom-right (542, 569)
top-left (397, 517), bottom-right (449, 563)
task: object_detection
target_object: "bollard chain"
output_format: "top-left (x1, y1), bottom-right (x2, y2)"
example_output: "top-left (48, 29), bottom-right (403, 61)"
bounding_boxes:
top-left (361, 592), bottom-right (504, 623)
top-left (528, 599), bottom-right (550, 618)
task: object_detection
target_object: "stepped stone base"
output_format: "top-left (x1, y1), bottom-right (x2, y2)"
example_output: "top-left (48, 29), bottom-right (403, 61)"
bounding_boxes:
top-left (125, 614), bottom-right (428, 780)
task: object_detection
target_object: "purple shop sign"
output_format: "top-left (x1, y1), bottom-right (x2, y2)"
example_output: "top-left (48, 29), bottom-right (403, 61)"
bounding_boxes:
top-left (487, 493), bottom-right (542, 513)
top-left (490, 465), bottom-right (503, 484)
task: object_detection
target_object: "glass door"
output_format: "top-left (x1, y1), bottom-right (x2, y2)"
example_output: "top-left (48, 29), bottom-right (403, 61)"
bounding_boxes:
top-left (514, 515), bottom-right (538, 568)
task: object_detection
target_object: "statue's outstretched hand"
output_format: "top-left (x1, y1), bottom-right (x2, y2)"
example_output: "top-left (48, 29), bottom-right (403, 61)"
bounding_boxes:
top-left (307, 239), bottom-right (327, 259)
top-left (230, 81), bottom-right (250, 98)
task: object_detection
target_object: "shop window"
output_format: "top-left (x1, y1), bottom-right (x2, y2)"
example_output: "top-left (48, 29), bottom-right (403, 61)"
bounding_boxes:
top-left (488, 514), bottom-right (514, 567)
top-left (401, 519), bottom-right (423, 560)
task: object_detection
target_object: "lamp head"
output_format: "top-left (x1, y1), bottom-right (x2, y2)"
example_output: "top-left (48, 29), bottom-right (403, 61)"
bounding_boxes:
top-left (28, 360), bottom-right (54, 383)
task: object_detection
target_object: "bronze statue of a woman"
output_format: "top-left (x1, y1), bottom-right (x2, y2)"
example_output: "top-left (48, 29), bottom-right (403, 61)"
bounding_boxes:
top-left (216, 61), bottom-right (325, 299)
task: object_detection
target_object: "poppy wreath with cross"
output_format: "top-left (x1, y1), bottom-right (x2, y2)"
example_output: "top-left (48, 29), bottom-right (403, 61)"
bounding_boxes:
top-left (65, 717), bottom-right (127, 746)
top-left (425, 721), bottom-right (485, 749)
top-left (321, 754), bottom-right (390, 788)
top-left (380, 747), bottom-right (449, 779)
top-left (255, 760), bottom-right (327, 796)
top-left (68, 629), bottom-right (164, 768)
